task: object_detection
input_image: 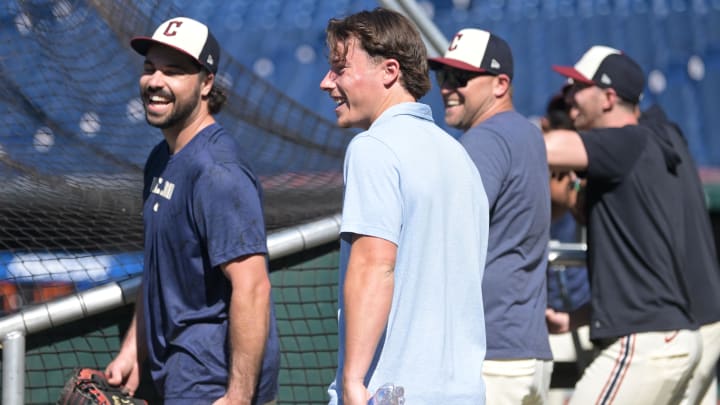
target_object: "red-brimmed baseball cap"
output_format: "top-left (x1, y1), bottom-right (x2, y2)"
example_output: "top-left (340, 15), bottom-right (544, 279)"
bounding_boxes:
top-left (428, 28), bottom-right (514, 80)
top-left (131, 17), bottom-right (220, 74)
top-left (552, 45), bottom-right (644, 104)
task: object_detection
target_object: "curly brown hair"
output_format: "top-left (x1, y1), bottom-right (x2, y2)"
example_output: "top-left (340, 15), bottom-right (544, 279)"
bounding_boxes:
top-left (325, 7), bottom-right (431, 100)
top-left (200, 70), bottom-right (227, 115)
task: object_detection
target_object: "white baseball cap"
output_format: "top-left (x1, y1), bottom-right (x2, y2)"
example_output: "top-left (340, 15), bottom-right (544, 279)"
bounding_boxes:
top-left (131, 17), bottom-right (220, 74)
top-left (429, 28), bottom-right (514, 80)
top-left (553, 45), bottom-right (645, 103)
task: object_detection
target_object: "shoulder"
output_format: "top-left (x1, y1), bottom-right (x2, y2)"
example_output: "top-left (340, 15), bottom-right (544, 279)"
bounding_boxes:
top-left (580, 125), bottom-right (649, 148)
top-left (348, 130), bottom-right (400, 157)
top-left (582, 124), bottom-right (648, 138)
top-left (193, 127), bottom-right (259, 183)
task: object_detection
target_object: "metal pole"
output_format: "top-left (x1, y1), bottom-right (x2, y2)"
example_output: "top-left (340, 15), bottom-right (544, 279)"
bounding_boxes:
top-left (2, 330), bottom-right (25, 405)
top-left (267, 213), bottom-right (341, 259)
top-left (377, 0), bottom-right (449, 57)
top-left (0, 213), bottom-right (343, 403)
top-left (548, 241), bottom-right (587, 266)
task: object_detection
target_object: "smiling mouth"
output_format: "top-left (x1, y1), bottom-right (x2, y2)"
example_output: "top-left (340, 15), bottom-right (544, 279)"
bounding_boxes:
top-left (445, 99), bottom-right (461, 108)
top-left (148, 95), bottom-right (171, 106)
top-left (332, 96), bottom-right (346, 108)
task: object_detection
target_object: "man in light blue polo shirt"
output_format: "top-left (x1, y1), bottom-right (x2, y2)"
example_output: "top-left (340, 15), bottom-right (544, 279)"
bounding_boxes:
top-left (319, 8), bottom-right (489, 405)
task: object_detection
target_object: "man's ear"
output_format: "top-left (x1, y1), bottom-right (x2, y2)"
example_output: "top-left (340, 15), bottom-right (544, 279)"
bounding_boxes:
top-left (493, 74), bottom-right (511, 97)
top-left (382, 58), bottom-right (401, 87)
top-left (602, 87), bottom-right (617, 110)
top-left (201, 72), bottom-right (214, 97)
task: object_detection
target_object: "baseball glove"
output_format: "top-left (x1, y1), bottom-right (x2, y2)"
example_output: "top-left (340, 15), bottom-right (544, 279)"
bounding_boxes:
top-left (56, 367), bottom-right (147, 405)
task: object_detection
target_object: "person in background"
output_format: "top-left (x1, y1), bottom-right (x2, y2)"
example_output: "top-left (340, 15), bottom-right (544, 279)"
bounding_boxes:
top-left (640, 104), bottom-right (720, 405)
top-left (105, 17), bottom-right (280, 404)
top-left (429, 28), bottom-right (553, 404)
top-left (543, 87), bottom-right (590, 316)
top-left (543, 87), bottom-right (593, 380)
top-left (544, 45), bottom-right (700, 404)
top-left (320, 8), bottom-right (489, 405)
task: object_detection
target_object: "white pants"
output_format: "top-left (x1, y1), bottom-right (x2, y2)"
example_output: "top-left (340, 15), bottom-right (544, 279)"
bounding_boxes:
top-left (569, 329), bottom-right (701, 405)
top-left (483, 359), bottom-right (554, 405)
top-left (682, 320), bottom-right (720, 405)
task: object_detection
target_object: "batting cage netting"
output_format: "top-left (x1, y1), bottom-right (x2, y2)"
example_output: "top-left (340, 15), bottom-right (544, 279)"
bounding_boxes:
top-left (0, 0), bottom-right (352, 402)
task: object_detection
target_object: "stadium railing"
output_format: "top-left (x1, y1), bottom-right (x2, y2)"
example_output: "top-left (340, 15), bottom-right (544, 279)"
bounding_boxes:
top-left (0, 219), bottom-right (586, 404)
top-left (0, 214), bottom-right (341, 405)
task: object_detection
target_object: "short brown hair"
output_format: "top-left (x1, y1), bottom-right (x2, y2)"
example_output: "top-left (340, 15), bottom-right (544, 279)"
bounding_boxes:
top-left (325, 7), bottom-right (431, 100)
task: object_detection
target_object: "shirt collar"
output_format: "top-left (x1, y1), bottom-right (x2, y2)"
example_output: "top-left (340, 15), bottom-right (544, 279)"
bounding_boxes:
top-left (369, 102), bottom-right (433, 130)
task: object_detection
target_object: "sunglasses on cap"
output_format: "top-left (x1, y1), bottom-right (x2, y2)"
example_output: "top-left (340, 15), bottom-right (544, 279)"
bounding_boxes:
top-left (435, 68), bottom-right (493, 88)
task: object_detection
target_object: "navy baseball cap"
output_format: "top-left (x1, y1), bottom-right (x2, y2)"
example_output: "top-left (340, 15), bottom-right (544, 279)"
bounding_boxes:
top-left (428, 28), bottom-right (514, 80)
top-left (553, 46), bottom-right (644, 104)
top-left (131, 17), bottom-right (220, 74)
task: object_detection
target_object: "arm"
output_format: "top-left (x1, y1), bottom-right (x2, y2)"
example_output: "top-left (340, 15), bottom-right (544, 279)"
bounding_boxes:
top-left (343, 235), bottom-right (397, 405)
top-left (215, 254), bottom-right (271, 405)
top-left (544, 129), bottom-right (589, 172)
top-left (105, 288), bottom-right (144, 395)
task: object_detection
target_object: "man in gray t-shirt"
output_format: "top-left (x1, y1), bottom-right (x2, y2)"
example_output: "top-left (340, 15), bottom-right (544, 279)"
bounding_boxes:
top-left (430, 28), bottom-right (553, 404)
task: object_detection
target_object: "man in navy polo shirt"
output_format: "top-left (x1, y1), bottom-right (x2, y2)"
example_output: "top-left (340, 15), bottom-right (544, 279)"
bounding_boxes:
top-left (105, 17), bottom-right (279, 404)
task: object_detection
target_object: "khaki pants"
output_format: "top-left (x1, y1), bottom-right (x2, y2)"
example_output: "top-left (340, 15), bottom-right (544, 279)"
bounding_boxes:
top-left (682, 320), bottom-right (720, 405)
top-left (570, 329), bottom-right (701, 405)
top-left (483, 359), bottom-right (554, 405)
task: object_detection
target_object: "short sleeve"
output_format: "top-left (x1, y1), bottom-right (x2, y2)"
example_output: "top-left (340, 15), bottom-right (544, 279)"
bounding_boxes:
top-left (580, 127), bottom-right (647, 183)
top-left (193, 163), bottom-right (267, 267)
top-left (341, 136), bottom-right (402, 245)
top-left (459, 128), bottom-right (511, 207)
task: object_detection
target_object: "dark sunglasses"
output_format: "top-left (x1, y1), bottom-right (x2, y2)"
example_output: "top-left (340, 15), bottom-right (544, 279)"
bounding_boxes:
top-left (564, 81), bottom-right (594, 102)
top-left (435, 68), bottom-right (489, 88)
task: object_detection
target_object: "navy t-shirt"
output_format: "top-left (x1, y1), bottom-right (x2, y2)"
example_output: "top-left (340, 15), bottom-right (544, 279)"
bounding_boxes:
top-left (142, 123), bottom-right (279, 403)
top-left (460, 110), bottom-right (552, 360)
top-left (580, 124), bottom-right (697, 340)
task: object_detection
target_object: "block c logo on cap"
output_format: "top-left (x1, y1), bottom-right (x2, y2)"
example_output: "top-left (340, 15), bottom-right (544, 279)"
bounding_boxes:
top-left (448, 33), bottom-right (463, 51)
top-left (163, 20), bottom-right (183, 37)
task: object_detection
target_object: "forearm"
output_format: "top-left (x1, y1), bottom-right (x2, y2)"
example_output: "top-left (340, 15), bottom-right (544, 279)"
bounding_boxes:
top-left (224, 261), bottom-right (271, 403)
top-left (120, 288), bottom-right (144, 360)
top-left (545, 129), bottom-right (589, 172)
top-left (342, 237), bottom-right (396, 387)
top-left (105, 288), bottom-right (143, 391)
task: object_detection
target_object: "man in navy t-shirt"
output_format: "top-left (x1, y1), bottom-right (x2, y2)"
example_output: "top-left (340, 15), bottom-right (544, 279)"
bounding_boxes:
top-left (105, 17), bottom-right (279, 404)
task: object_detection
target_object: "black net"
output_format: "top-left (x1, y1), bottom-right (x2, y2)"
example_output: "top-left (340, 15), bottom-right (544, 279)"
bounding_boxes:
top-left (0, 1), bottom-right (350, 402)
top-left (0, 0), bottom-right (352, 313)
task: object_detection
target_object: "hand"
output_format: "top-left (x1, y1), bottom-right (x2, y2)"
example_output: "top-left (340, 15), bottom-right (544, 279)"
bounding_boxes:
top-left (104, 354), bottom-right (140, 396)
top-left (343, 381), bottom-right (372, 405)
top-left (546, 308), bottom-right (571, 334)
top-left (568, 175), bottom-right (587, 225)
top-left (549, 171), bottom-right (572, 206)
